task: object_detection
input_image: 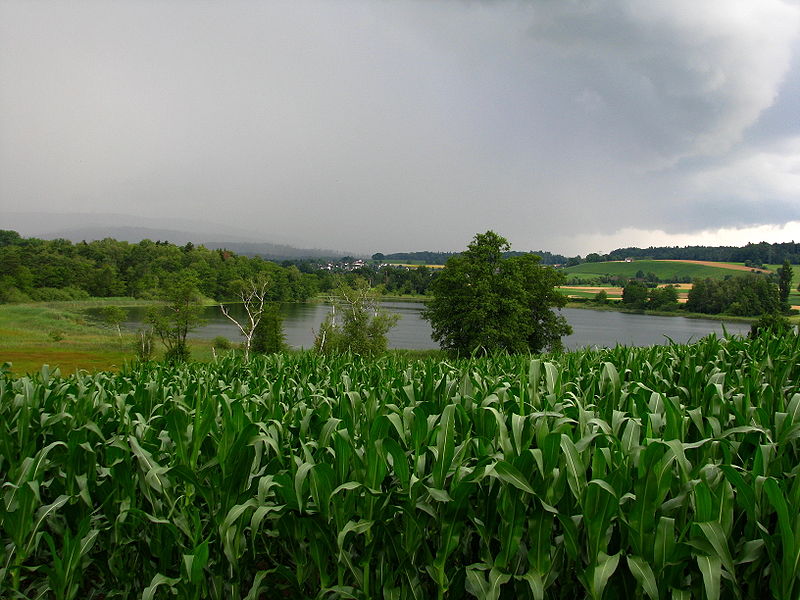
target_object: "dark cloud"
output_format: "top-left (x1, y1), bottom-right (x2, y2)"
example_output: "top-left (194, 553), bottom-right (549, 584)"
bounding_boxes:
top-left (1, 0), bottom-right (799, 254)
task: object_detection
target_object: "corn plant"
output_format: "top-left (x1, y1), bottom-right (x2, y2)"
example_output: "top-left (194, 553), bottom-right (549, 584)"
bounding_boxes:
top-left (2, 332), bottom-right (800, 598)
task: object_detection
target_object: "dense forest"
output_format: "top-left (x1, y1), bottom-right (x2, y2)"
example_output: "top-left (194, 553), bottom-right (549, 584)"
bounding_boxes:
top-left (0, 230), bottom-right (319, 303)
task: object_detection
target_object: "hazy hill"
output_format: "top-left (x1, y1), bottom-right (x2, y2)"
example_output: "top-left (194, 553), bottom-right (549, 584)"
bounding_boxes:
top-left (2, 213), bottom-right (348, 260)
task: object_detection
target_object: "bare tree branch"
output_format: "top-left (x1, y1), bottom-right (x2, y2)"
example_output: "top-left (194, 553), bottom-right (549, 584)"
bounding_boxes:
top-left (219, 276), bottom-right (271, 361)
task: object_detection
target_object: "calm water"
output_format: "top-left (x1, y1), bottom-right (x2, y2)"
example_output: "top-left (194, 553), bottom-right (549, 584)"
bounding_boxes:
top-left (99, 302), bottom-right (751, 351)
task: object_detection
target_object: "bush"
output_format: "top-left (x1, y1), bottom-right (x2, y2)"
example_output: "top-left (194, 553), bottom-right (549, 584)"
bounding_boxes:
top-left (47, 330), bottom-right (64, 342)
top-left (212, 336), bottom-right (232, 351)
top-left (0, 284), bottom-right (30, 304)
top-left (30, 286), bottom-right (90, 302)
top-left (164, 343), bottom-right (191, 365)
top-left (749, 313), bottom-right (793, 338)
top-left (315, 278), bottom-right (398, 356)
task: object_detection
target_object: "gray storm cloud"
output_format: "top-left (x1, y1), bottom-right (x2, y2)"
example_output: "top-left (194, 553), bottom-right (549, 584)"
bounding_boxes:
top-left (1, 0), bottom-right (799, 255)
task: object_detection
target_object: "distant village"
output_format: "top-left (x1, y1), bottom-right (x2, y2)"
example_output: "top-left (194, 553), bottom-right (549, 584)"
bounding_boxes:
top-left (320, 259), bottom-right (445, 272)
top-left (321, 259), bottom-right (366, 271)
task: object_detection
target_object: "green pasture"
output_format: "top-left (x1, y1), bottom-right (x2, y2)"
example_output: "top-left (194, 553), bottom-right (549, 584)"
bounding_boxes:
top-left (563, 260), bottom-right (753, 282)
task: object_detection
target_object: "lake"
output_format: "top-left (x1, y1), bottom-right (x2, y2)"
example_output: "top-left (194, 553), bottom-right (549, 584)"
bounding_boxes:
top-left (106, 301), bottom-right (752, 351)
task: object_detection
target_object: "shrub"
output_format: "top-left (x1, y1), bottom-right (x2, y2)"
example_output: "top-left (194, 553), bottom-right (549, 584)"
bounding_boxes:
top-left (212, 336), bottom-right (232, 351)
top-left (30, 286), bottom-right (90, 302)
top-left (164, 342), bottom-right (191, 365)
top-left (0, 284), bottom-right (30, 304)
top-left (315, 278), bottom-right (398, 356)
top-left (749, 312), bottom-right (793, 338)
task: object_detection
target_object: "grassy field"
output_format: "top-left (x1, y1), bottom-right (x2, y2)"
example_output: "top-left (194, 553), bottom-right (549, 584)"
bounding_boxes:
top-left (3, 335), bottom-right (800, 598)
top-left (0, 302), bottom-right (217, 376)
top-left (563, 260), bottom-right (764, 282)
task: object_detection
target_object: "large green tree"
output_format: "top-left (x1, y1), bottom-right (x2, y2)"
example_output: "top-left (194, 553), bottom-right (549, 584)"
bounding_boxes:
top-left (423, 231), bottom-right (571, 355)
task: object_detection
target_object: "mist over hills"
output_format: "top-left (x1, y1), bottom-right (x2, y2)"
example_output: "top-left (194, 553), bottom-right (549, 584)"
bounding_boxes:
top-left (2, 212), bottom-right (350, 260)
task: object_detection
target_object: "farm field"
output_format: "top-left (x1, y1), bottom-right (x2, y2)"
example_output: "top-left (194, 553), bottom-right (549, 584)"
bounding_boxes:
top-left (561, 262), bottom-right (800, 310)
top-left (559, 284), bottom-right (691, 302)
top-left (649, 260), bottom-right (771, 273)
top-left (383, 262), bottom-right (445, 269)
top-left (562, 260), bottom-right (766, 282)
top-left (559, 286), bottom-right (624, 300)
top-left (2, 334), bottom-right (800, 599)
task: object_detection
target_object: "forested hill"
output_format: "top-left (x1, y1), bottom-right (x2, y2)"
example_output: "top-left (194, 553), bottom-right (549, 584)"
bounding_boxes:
top-left (27, 225), bottom-right (343, 261)
top-left (0, 230), bottom-right (319, 303)
top-left (377, 250), bottom-right (568, 265)
top-left (605, 241), bottom-right (800, 264)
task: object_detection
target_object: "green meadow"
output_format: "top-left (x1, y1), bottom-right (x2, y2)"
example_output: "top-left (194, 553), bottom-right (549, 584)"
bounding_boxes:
top-left (562, 260), bottom-right (758, 282)
top-left (0, 302), bottom-right (216, 376)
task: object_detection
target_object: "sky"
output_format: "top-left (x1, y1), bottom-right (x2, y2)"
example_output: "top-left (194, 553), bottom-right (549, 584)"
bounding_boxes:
top-left (2, 0), bottom-right (800, 256)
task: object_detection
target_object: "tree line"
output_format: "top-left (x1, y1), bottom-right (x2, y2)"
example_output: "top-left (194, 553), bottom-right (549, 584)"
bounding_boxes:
top-left (571, 240), bottom-right (800, 266)
top-left (377, 239), bottom-right (800, 269)
top-left (372, 249), bottom-right (568, 265)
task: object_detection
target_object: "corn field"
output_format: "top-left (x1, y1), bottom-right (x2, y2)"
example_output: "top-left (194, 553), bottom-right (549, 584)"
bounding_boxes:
top-left (2, 333), bottom-right (800, 599)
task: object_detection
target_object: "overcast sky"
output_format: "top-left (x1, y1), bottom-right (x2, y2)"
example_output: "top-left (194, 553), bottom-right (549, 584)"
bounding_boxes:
top-left (2, 0), bottom-right (800, 255)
